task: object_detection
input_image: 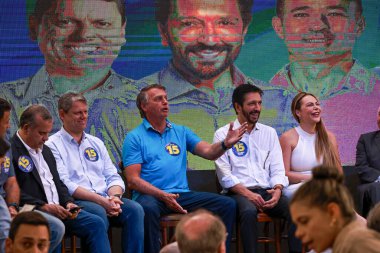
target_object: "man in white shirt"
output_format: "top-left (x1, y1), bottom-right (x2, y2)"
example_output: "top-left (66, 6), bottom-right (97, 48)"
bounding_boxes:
top-left (214, 84), bottom-right (301, 253)
top-left (10, 104), bottom-right (110, 253)
top-left (46, 92), bottom-right (144, 253)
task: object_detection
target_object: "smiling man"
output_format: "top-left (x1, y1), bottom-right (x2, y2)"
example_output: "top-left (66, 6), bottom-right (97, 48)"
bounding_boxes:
top-left (139, 0), bottom-right (293, 169)
top-left (214, 84), bottom-right (301, 253)
top-left (271, 0), bottom-right (380, 164)
top-left (46, 92), bottom-right (144, 253)
top-left (0, 0), bottom-right (140, 163)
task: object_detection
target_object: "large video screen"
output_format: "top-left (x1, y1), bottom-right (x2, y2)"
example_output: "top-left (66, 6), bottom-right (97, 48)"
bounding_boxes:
top-left (1, 0), bottom-right (379, 169)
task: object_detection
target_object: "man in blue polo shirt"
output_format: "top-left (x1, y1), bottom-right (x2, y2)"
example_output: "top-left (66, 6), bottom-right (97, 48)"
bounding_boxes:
top-left (46, 92), bottom-right (144, 253)
top-left (0, 98), bottom-right (20, 252)
top-left (122, 84), bottom-right (247, 253)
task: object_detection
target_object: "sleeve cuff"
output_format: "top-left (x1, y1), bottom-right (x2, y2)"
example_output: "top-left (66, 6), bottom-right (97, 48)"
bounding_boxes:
top-left (270, 177), bottom-right (289, 188)
top-left (107, 182), bottom-right (125, 193)
top-left (220, 175), bottom-right (241, 189)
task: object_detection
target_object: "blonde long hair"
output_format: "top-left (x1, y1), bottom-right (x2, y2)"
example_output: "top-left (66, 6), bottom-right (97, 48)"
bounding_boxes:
top-left (291, 92), bottom-right (341, 169)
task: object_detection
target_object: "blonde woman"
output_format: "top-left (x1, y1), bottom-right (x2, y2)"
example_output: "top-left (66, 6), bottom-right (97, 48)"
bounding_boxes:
top-left (280, 92), bottom-right (342, 199)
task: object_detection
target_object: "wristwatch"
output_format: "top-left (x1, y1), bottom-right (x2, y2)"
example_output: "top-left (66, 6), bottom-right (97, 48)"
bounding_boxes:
top-left (7, 202), bottom-right (19, 212)
top-left (221, 140), bottom-right (230, 151)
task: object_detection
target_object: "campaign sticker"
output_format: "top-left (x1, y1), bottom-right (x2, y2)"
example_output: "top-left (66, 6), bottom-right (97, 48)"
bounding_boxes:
top-left (18, 156), bottom-right (34, 172)
top-left (1, 156), bottom-right (11, 174)
top-left (165, 143), bottom-right (181, 156)
top-left (232, 141), bottom-right (248, 157)
top-left (84, 147), bottom-right (99, 162)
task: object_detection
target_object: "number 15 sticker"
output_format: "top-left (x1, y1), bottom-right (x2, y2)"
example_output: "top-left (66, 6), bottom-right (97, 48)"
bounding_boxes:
top-left (165, 143), bottom-right (181, 156)
top-left (84, 147), bottom-right (99, 162)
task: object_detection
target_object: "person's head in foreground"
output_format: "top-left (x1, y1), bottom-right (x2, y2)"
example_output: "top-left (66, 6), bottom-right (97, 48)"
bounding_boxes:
top-left (5, 211), bottom-right (50, 253)
top-left (175, 209), bottom-right (227, 253)
top-left (290, 165), bottom-right (355, 252)
top-left (367, 203), bottom-right (380, 233)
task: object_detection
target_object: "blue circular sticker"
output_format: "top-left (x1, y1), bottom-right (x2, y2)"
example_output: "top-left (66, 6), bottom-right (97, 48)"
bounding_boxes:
top-left (1, 156), bottom-right (11, 174)
top-left (84, 147), bottom-right (99, 162)
top-left (18, 156), bottom-right (34, 173)
top-left (232, 141), bottom-right (248, 157)
top-left (165, 142), bottom-right (181, 156)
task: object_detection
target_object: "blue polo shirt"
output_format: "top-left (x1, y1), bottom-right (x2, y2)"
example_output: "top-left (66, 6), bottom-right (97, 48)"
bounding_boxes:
top-left (0, 140), bottom-right (15, 198)
top-left (123, 119), bottom-right (201, 199)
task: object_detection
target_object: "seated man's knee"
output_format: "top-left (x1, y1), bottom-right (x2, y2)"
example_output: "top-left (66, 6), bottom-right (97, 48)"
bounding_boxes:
top-left (240, 207), bottom-right (258, 220)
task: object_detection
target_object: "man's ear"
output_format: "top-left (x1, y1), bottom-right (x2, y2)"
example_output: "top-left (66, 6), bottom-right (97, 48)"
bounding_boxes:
top-left (140, 102), bottom-right (148, 115)
top-left (218, 239), bottom-right (226, 253)
top-left (58, 109), bottom-right (65, 122)
top-left (234, 102), bottom-right (242, 114)
top-left (355, 16), bottom-right (365, 36)
top-left (120, 21), bottom-right (127, 46)
top-left (5, 238), bottom-right (13, 252)
top-left (28, 15), bottom-right (38, 41)
top-left (272, 16), bottom-right (285, 40)
top-left (158, 23), bottom-right (169, 47)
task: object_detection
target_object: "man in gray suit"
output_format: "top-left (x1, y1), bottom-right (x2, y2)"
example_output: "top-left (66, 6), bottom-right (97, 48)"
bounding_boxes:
top-left (355, 105), bottom-right (380, 217)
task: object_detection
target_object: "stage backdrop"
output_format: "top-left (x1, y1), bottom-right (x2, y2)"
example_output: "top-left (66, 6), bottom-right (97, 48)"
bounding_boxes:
top-left (1, 0), bottom-right (379, 169)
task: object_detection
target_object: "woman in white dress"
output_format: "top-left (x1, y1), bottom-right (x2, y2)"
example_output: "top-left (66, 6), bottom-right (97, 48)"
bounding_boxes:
top-left (280, 92), bottom-right (342, 199)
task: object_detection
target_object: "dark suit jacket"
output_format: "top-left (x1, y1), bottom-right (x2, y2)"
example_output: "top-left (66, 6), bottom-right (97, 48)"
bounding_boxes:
top-left (355, 130), bottom-right (380, 183)
top-left (10, 134), bottom-right (73, 207)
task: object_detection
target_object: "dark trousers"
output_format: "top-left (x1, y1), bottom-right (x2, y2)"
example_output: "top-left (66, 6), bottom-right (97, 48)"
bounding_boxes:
top-left (358, 182), bottom-right (380, 217)
top-left (136, 191), bottom-right (236, 253)
top-left (229, 188), bottom-right (302, 253)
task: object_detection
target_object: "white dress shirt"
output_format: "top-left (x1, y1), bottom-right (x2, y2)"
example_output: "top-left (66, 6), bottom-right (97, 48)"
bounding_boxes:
top-left (46, 127), bottom-right (125, 197)
top-left (214, 120), bottom-right (289, 192)
top-left (17, 131), bottom-right (60, 204)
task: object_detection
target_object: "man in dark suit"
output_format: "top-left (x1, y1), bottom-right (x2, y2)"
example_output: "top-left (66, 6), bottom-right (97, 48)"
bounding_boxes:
top-left (355, 105), bottom-right (380, 217)
top-left (10, 104), bottom-right (111, 253)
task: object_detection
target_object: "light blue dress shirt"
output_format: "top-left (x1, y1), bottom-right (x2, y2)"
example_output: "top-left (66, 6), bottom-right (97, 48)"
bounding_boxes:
top-left (46, 128), bottom-right (125, 196)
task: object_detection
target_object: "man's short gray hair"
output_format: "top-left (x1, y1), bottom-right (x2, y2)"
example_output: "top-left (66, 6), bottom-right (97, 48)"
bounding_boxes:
top-left (58, 92), bottom-right (87, 113)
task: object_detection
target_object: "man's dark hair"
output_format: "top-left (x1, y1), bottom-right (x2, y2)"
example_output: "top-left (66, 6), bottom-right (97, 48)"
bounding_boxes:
top-left (0, 98), bottom-right (11, 120)
top-left (19, 104), bottom-right (52, 128)
top-left (276, 0), bottom-right (363, 20)
top-left (30, 0), bottom-right (126, 32)
top-left (232, 84), bottom-right (263, 114)
top-left (0, 138), bottom-right (10, 158)
top-left (136, 84), bottom-right (166, 118)
top-left (8, 211), bottom-right (50, 240)
top-left (156, 0), bottom-right (254, 29)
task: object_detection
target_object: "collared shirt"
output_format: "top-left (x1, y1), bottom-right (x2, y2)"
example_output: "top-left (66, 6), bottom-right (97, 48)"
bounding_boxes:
top-left (123, 118), bottom-right (201, 199)
top-left (0, 139), bottom-right (15, 198)
top-left (16, 132), bottom-right (59, 204)
top-left (139, 62), bottom-right (295, 169)
top-left (270, 60), bottom-right (380, 165)
top-left (0, 66), bottom-right (140, 164)
top-left (46, 127), bottom-right (125, 197)
top-left (214, 120), bottom-right (289, 192)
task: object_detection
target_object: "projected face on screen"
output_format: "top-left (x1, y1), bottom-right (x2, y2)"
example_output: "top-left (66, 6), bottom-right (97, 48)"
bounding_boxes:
top-left (272, 0), bottom-right (364, 62)
top-left (30, 0), bottom-right (126, 77)
top-left (159, 0), bottom-right (248, 80)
